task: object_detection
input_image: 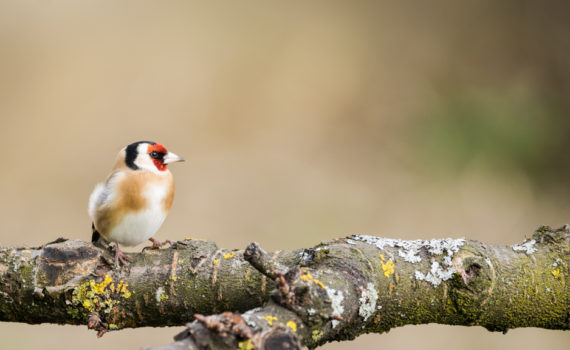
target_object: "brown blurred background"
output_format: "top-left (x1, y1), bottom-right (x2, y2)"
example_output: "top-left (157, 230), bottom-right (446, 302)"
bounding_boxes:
top-left (1, 0), bottom-right (569, 349)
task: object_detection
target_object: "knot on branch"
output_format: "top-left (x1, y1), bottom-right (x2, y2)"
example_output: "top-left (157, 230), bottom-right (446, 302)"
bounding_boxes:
top-left (532, 224), bottom-right (570, 246)
top-left (170, 312), bottom-right (256, 349)
top-left (87, 312), bottom-right (108, 338)
top-left (449, 252), bottom-right (496, 325)
top-left (194, 312), bottom-right (253, 340)
top-left (36, 239), bottom-right (101, 290)
top-left (244, 242), bottom-right (342, 327)
top-left (171, 314), bottom-right (304, 350)
top-left (261, 326), bottom-right (303, 350)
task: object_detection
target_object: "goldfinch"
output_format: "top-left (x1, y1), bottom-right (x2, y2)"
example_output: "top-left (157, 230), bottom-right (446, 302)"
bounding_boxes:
top-left (88, 141), bottom-right (184, 266)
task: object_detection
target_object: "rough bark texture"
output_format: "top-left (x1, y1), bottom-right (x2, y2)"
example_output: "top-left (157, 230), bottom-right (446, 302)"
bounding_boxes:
top-left (1, 225), bottom-right (568, 349)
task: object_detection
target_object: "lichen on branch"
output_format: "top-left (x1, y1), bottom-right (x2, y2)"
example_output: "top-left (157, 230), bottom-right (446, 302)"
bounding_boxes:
top-left (0, 225), bottom-right (568, 349)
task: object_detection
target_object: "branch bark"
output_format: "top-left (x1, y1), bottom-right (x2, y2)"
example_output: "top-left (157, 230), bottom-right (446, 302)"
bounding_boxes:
top-left (1, 225), bottom-right (568, 349)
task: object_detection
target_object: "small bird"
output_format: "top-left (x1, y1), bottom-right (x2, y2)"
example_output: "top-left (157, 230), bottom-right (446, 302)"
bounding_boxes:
top-left (88, 141), bottom-right (184, 266)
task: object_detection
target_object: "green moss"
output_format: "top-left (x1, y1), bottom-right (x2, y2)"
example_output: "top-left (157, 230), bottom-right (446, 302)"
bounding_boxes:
top-left (66, 306), bottom-right (84, 320)
top-left (475, 248), bottom-right (569, 332)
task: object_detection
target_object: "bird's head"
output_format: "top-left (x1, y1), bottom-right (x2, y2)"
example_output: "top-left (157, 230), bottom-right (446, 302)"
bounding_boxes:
top-left (122, 141), bottom-right (184, 173)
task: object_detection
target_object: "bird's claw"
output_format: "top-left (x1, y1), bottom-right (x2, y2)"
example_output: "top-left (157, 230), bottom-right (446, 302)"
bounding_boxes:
top-left (114, 244), bottom-right (131, 267)
top-left (144, 238), bottom-right (173, 252)
top-left (116, 253), bottom-right (131, 266)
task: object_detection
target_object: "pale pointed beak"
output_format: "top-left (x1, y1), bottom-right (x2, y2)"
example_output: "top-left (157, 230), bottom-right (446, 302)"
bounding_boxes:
top-left (163, 152), bottom-right (185, 164)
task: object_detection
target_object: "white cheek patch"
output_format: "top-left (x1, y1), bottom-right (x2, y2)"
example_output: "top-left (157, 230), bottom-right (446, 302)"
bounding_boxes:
top-left (133, 143), bottom-right (170, 175)
top-left (134, 143), bottom-right (155, 172)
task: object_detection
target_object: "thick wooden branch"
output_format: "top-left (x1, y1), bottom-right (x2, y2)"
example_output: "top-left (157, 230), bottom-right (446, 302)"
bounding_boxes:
top-left (1, 225), bottom-right (568, 348)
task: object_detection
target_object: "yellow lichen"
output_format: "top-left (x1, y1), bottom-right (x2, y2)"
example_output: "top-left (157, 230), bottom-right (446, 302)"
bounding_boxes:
top-left (552, 267), bottom-right (561, 279)
top-left (300, 272), bottom-right (313, 282)
top-left (300, 270), bottom-right (325, 289)
top-left (156, 287), bottom-right (169, 302)
top-left (213, 259), bottom-right (219, 265)
top-left (260, 315), bottom-right (278, 326)
top-left (312, 329), bottom-right (323, 342)
top-left (238, 339), bottom-right (254, 350)
top-left (120, 283), bottom-right (131, 298)
top-left (91, 274), bottom-right (112, 294)
top-left (381, 260), bottom-right (395, 278)
top-left (312, 278), bottom-right (325, 289)
top-left (378, 254), bottom-right (395, 278)
top-left (223, 252), bottom-right (235, 259)
top-left (82, 299), bottom-right (93, 310)
top-left (286, 321), bottom-right (297, 332)
top-left (71, 274), bottom-right (132, 314)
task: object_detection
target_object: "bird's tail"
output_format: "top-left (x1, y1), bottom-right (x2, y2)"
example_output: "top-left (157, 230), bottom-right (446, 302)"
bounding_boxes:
top-left (91, 222), bottom-right (101, 243)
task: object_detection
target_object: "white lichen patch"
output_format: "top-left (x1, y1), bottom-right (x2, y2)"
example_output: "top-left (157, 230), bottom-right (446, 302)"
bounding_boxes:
top-left (398, 248), bottom-right (421, 263)
top-left (358, 283), bottom-right (378, 322)
top-left (415, 262), bottom-right (456, 287)
top-left (230, 258), bottom-right (248, 272)
top-left (352, 236), bottom-right (401, 250)
top-left (241, 308), bottom-right (262, 328)
top-left (424, 238), bottom-right (465, 255)
top-left (325, 287), bottom-right (344, 328)
top-left (299, 250), bottom-right (312, 261)
top-left (352, 235), bottom-right (465, 264)
top-left (512, 239), bottom-right (537, 255)
top-left (345, 239), bottom-right (357, 245)
top-left (352, 235), bottom-right (465, 288)
top-left (155, 287), bottom-right (165, 303)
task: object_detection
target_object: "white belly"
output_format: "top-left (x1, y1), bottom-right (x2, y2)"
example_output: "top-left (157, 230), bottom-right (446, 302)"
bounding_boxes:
top-left (107, 183), bottom-right (169, 247)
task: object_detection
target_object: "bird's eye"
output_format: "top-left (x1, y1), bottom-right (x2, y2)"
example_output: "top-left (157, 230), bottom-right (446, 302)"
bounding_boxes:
top-left (150, 151), bottom-right (159, 158)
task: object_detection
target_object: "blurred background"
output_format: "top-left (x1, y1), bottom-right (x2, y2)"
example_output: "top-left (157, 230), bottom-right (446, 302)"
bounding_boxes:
top-left (0, 0), bottom-right (569, 349)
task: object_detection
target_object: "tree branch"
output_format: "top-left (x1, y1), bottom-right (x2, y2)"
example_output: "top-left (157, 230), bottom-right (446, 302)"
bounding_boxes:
top-left (1, 225), bottom-right (568, 348)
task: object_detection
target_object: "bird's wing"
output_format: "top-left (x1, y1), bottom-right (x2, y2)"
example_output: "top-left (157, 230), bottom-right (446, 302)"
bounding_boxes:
top-left (88, 183), bottom-right (106, 219)
top-left (88, 171), bottom-right (124, 219)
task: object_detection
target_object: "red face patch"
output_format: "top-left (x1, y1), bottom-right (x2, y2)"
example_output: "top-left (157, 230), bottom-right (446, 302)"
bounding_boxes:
top-left (148, 143), bottom-right (167, 154)
top-left (147, 143), bottom-right (168, 171)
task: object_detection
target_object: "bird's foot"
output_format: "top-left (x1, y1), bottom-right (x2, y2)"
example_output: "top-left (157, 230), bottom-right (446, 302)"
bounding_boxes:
top-left (114, 244), bottom-right (131, 266)
top-left (144, 238), bottom-right (174, 251)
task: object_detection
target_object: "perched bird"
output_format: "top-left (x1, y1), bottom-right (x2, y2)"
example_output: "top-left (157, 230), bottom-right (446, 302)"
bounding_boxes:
top-left (88, 141), bottom-right (184, 266)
